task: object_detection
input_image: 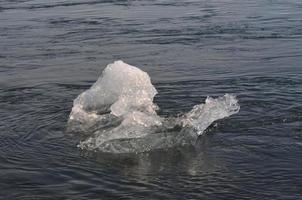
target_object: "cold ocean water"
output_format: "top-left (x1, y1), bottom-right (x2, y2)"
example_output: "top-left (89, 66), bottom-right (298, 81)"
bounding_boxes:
top-left (1, 0), bottom-right (302, 199)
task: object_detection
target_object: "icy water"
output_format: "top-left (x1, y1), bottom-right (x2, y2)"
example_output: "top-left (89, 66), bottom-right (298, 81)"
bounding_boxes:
top-left (1, 0), bottom-right (302, 199)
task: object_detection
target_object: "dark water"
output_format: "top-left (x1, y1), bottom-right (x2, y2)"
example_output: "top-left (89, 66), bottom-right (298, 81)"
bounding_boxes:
top-left (1, 0), bottom-right (302, 199)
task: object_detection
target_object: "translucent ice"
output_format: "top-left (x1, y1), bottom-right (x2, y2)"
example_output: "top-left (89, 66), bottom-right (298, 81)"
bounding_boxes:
top-left (68, 60), bottom-right (240, 153)
top-left (71, 60), bottom-right (158, 117)
top-left (182, 94), bottom-right (240, 135)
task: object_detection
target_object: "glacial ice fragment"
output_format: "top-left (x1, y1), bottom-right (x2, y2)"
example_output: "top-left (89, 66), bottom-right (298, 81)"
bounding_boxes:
top-left (68, 60), bottom-right (240, 153)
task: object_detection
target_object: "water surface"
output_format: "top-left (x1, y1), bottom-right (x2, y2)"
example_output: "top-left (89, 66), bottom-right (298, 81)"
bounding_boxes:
top-left (1, 0), bottom-right (302, 199)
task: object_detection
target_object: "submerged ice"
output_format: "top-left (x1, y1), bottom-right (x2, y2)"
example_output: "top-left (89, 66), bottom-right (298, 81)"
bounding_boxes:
top-left (68, 60), bottom-right (240, 153)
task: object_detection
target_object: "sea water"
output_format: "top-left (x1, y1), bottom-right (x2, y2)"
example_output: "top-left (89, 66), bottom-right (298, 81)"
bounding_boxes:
top-left (1, 0), bottom-right (302, 199)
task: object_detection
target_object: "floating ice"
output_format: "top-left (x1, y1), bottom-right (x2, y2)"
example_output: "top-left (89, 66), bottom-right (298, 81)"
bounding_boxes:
top-left (68, 60), bottom-right (240, 153)
top-left (182, 94), bottom-right (240, 135)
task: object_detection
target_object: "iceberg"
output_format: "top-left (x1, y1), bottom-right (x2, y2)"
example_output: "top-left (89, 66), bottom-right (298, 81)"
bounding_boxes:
top-left (67, 60), bottom-right (240, 153)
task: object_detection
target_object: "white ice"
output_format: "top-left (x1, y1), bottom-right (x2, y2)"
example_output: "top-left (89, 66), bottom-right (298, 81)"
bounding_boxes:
top-left (68, 60), bottom-right (240, 153)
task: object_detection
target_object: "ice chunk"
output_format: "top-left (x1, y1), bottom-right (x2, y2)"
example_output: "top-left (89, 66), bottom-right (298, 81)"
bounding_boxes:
top-left (182, 94), bottom-right (240, 135)
top-left (68, 61), bottom-right (240, 153)
top-left (69, 60), bottom-right (162, 149)
top-left (71, 60), bottom-right (158, 115)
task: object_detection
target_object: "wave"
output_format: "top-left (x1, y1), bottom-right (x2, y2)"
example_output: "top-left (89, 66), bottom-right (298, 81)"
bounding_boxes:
top-left (67, 60), bottom-right (240, 153)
